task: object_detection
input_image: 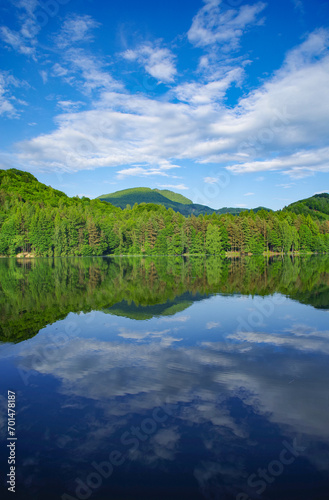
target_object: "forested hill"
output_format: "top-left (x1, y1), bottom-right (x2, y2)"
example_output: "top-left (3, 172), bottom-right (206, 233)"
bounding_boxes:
top-left (98, 187), bottom-right (269, 216)
top-left (0, 168), bottom-right (69, 205)
top-left (1, 168), bottom-right (329, 257)
top-left (98, 187), bottom-right (194, 213)
top-left (98, 187), bottom-right (192, 205)
top-left (284, 193), bottom-right (329, 220)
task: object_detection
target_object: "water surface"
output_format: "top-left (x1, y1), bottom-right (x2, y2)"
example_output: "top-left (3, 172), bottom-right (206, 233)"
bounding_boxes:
top-left (0, 256), bottom-right (329, 499)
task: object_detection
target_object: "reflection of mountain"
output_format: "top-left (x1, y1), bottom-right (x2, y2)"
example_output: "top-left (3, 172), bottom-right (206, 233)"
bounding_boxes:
top-left (289, 284), bottom-right (329, 309)
top-left (104, 292), bottom-right (205, 320)
top-left (1, 255), bottom-right (329, 342)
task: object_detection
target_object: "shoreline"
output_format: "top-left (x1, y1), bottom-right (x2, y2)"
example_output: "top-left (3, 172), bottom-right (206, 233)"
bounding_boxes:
top-left (0, 250), bottom-right (323, 259)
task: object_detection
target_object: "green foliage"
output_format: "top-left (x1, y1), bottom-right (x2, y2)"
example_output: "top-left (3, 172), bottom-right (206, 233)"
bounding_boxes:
top-left (0, 168), bottom-right (329, 258)
top-left (205, 224), bottom-right (222, 255)
top-left (284, 193), bottom-right (329, 220)
top-left (153, 189), bottom-right (192, 205)
top-left (98, 186), bottom-right (271, 217)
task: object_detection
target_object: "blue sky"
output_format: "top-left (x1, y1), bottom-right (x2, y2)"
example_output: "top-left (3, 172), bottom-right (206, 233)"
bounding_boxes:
top-left (0, 0), bottom-right (329, 210)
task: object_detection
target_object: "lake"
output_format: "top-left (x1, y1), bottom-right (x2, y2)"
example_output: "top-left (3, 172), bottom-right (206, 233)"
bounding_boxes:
top-left (0, 255), bottom-right (329, 499)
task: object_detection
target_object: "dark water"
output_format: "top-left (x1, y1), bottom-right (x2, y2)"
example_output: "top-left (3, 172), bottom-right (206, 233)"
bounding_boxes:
top-left (0, 256), bottom-right (329, 500)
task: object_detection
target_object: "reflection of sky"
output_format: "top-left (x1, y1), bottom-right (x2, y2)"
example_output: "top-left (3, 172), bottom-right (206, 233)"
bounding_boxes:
top-left (1, 294), bottom-right (329, 499)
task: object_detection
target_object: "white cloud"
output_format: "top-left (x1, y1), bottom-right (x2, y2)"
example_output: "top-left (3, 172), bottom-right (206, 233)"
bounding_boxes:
top-left (56, 100), bottom-right (84, 112)
top-left (15, 323), bottom-right (329, 455)
top-left (55, 14), bottom-right (100, 49)
top-left (14, 29), bottom-right (329, 179)
top-left (52, 64), bottom-right (69, 77)
top-left (204, 177), bottom-right (218, 184)
top-left (0, 71), bottom-right (26, 117)
top-left (243, 192), bottom-right (254, 196)
top-left (118, 328), bottom-right (172, 340)
top-left (276, 183), bottom-right (295, 189)
top-left (122, 43), bottom-right (177, 83)
top-left (0, 73), bottom-right (15, 116)
top-left (0, 25), bottom-right (36, 58)
top-left (229, 327), bottom-right (329, 355)
top-left (158, 184), bottom-right (188, 190)
top-left (116, 162), bottom-right (180, 180)
top-left (187, 0), bottom-right (266, 51)
top-left (39, 70), bottom-right (47, 84)
top-left (53, 48), bottom-right (122, 95)
top-left (228, 147), bottom-right (329, 178)
top-left (160, 315), bottom-right (190, 323)
top-left (206, 322), bottom-right (220, 329)
top-left (174, 68), bottom-right (243, 105)
top-left (0, 0), bottom-right (40, 60)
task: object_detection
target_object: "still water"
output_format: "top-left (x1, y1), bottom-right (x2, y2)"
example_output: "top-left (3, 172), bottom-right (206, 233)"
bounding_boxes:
top-left (0, 256), bottom-right (329, 499)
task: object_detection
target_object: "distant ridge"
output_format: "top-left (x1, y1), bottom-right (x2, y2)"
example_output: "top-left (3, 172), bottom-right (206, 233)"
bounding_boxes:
top-left (98, 187), bottom-right (271, 216)
top-left (98, 187), bottom-right (192, 206)
top-left (284, 193), bottom-right (329, 220)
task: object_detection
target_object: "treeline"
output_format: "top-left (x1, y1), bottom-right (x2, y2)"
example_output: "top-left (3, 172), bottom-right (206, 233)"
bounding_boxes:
top-left (1, 169), bottom-right (329, 257)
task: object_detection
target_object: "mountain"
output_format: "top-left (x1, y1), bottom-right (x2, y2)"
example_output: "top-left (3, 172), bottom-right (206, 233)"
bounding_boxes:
top-left (98, 187), bottom-right (191, 209)
top-left (284, 193), bottom-right (329, 220)
top-left (0, 168), bottom-right (69, 205)
top-left (98, 187), bottom-right (270, 216)
top-left (154, 188), bottom-right (192, 205)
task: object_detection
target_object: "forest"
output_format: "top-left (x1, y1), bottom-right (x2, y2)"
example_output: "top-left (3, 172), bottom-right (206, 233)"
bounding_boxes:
top-left (1, 168), bottom-right (329, 257)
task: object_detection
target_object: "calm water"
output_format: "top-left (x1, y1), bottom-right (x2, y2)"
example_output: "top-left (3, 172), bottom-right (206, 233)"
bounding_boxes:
top-left (0, 256), bottom-right (329, 500)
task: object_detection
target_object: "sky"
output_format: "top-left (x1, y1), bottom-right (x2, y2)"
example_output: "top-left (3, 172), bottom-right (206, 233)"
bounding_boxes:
top-left (0, 0), bottom-right (329, 210)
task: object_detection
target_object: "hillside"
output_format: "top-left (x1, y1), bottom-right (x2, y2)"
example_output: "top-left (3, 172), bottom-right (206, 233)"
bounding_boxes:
top-left (153, 189), bottom-right (192, 205)
top-left (0, 168), bottom-right (69, 206)
top-left (1, 168), bottom-right (329, 257)
top-left (284, 193), bottom-right (329, 220)
top-left (98, 187), bottom-right (187, 210)
top-left (98, 187), bottom-right (192, 205)
top-left (98, 186), bottom-right (270, 216)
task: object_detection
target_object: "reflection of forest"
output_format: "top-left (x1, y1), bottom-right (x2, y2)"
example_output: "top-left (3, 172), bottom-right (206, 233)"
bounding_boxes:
top-left (1, 255), bottom-right (328, 342)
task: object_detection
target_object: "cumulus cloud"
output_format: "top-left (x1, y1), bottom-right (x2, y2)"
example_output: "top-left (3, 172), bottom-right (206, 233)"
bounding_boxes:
top-left (122, 43), bottom-right (177, 83)
top-left (16, 322), bottom-right (329, 449)
top-left (9, 25), bottom-right (329, 179)
top-left (174, 67), bottom-right (243, 105)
